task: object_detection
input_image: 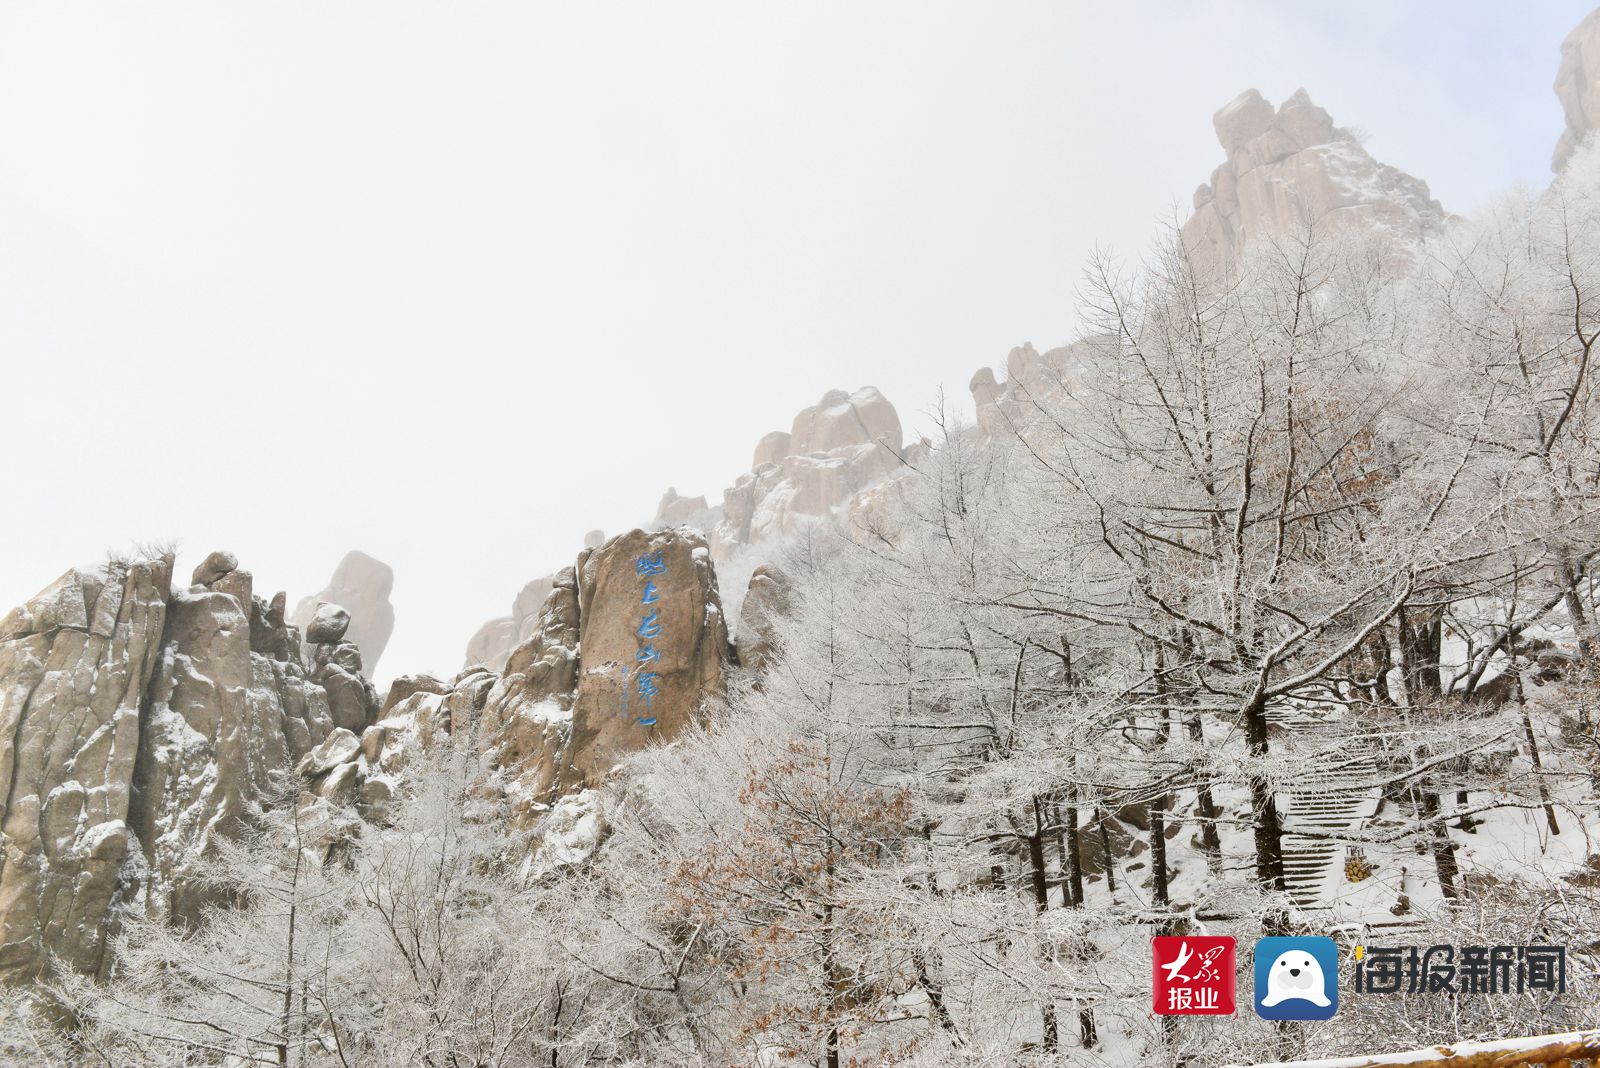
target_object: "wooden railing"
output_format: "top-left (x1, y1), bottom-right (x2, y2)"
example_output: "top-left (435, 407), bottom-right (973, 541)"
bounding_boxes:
top-left (1231, 1030), bottom-right (1600, 1067)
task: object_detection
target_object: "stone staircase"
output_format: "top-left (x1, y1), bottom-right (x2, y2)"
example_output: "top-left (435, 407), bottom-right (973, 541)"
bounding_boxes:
top-left (1276, 727), bottom-right (1384, 911)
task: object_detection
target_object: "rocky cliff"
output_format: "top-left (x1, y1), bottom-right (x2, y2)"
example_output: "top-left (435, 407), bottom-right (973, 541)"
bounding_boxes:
top-left (969, 88), bottom-right (1451, 437)
top-left (1556, 7), bottom-right (1600, 172)
top-left (463, 530), bottom-right (605, 673)
top-left (483, 527), bottom-right (729, 810)
top-left (464, 387), bottom-right (906, 672)
top-left (311, 527), bottom-right (732, 831)
top-left (1181, 88), bottom-right (1446, 272)
top-left (0, 552), bottom-right (362, 986)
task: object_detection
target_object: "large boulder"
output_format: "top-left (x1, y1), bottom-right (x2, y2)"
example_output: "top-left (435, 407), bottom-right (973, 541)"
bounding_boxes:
top-left (654, 487), bottom-right (711, 528)
top-left (1554, 7), bottom-right (1600, 172)
top-left (464, 616), bottom-right (517, 671)
top-left (190, 550), bottom-right (238, 588)
top-left (291, 551), bottom-right (395, 676)
top-left (477, 529), bottom-right (731, 812)
top-left (381, 673), bottom-right (451, 715)
top-left (565, 528), bottom-right (729, 787)
top-left (0, 558), bottom-right (172, 984)
top-left (752, 430), bottom-right (792, 468)
top-left (304, 602), bottom-right (350, 644)
top-left (1180, 88), bottom-right (1447, 272)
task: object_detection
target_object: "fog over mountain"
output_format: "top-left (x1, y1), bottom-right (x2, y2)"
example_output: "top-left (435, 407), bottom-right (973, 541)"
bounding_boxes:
top-left (1, 2), bottom-right (1593, 679)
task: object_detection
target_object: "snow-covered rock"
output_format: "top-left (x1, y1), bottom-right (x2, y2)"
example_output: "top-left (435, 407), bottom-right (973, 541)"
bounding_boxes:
top-left (304, 602), bottom-right (350, 644)
top-left (0, 550), bottom-right (343, 985)
top-left (1182, 88), bottom-right (1447, 271)
top-left (1554, 7), bottom-right (1600, 172)
top-left (734, 563), bottom-right (790, 674)
top-left (471, 529), bottom-right (731, 817)
top-left (0, 557), bottom-right (172, 984)
top-left (290, 550), bottom-right (395, 676)
top-left (528, 789), bottom-right (605, 876)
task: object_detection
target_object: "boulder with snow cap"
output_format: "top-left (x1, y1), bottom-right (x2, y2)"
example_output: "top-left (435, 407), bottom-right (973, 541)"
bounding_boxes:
top-left (298, 728), bottom-right (361, 777)
top-left (305, 602), bottom-right (351, 644)
top-left (291, 550), bottom-right (395, 675)
top-left (190, 550), bottom-right (238, 588)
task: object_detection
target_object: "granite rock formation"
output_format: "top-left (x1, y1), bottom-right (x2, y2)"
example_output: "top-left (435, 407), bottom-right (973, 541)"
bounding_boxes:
top-left (734, 564), bottom-right (791, 674)
top-left (1555, 7), bottom-right (1600, 172)
top-left (463, 535), bottom-right (607, 672)
top-left (475, 528), bottom-right (730, 814)
top-left (465, 388), bottom-right (907, 671)
top-left (292, 550), bottom-right (395, 676)
top-left (0, 551), bottom-right (339, 986)
top-left (1181, 88), bottom-right (1446, 272)
top-left (712, 386), bottom-right (905, 553)
top-left (0, 558), bottom-right (172, 984)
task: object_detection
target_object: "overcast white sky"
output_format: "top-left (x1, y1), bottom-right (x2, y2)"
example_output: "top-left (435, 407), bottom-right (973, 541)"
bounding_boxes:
top-left (1, 1), bottom-right (1593, 680)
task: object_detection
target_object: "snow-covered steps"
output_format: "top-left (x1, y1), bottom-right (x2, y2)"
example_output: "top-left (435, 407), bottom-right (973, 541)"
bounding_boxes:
top-left (1279, 746), bottom-right (1383, 909)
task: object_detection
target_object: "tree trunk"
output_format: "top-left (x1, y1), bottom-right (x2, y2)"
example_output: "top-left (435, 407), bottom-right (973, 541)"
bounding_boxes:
top-left (1240, 693), bottom-right (1286, 900)
top-left (1398, 605), bottom-right (1443, 705)
top-left (1511, 629), bottom-right (1561, 835)
top-left (1096, 809), bottom-right (1117, 898)
top-left (1184, 710), bottom-right (1223, 858)
top-left (1050, 797), bottom-right (1095, 1048)
top-left (1417, 789), bottom-right (1460, 900)
top-left (914, 951), bottom-right (962, 1046)
top-left (1151, 648), bottom-right (1174, 911)
top-left (1056, 798), bottom-right (1085, 909)
top-left (1559, 558), bottom-right (1593, 658)
top-left (1028, 798), bottom-right (1059, 1053)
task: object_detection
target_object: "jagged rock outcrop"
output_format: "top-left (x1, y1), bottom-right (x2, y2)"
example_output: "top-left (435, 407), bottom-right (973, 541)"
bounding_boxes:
top-left (462, 535), bottom-right (605, 672)
top-left (475, 528), bottom-right (730, 814)
top-left (469, 389), bottom-right (905, 672)
top-left (1555, 7), bottom-right (1600, 171)
top-left (788, 386), bottom-right (901, 456)
top-left (291, 550), bottom-right (395, 676)
top-left (480, 567), bottom-right (583, 807)
top-left (0, 551), bottom-right (340, 985)
top-left (464, 575), bottom-right (557, 671)
top-left (305, 616), bottom-right (379, 735)
top-left (734, 564), bottom-right (791, 674)
top-left (969, 341), bottom-right (1096, 437)
top-left (1181, 88), bottom-right (1447, 271)
top-left (655, 487), bottom-right (710, 528)
top-left (0, 558), bottom-right (172, 984)
top-left (131, 569), bottom-right (336, 928)
top-left (713, 386), bottom-right (905, 552)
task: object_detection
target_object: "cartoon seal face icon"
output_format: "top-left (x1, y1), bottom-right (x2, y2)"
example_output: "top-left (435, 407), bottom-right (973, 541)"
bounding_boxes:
top-left (1261, 950), bottom-right (1332, 1007)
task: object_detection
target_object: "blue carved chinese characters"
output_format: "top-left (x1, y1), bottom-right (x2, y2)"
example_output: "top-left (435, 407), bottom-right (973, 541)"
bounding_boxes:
top-left (629, 548), bottom-right (668, 727)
